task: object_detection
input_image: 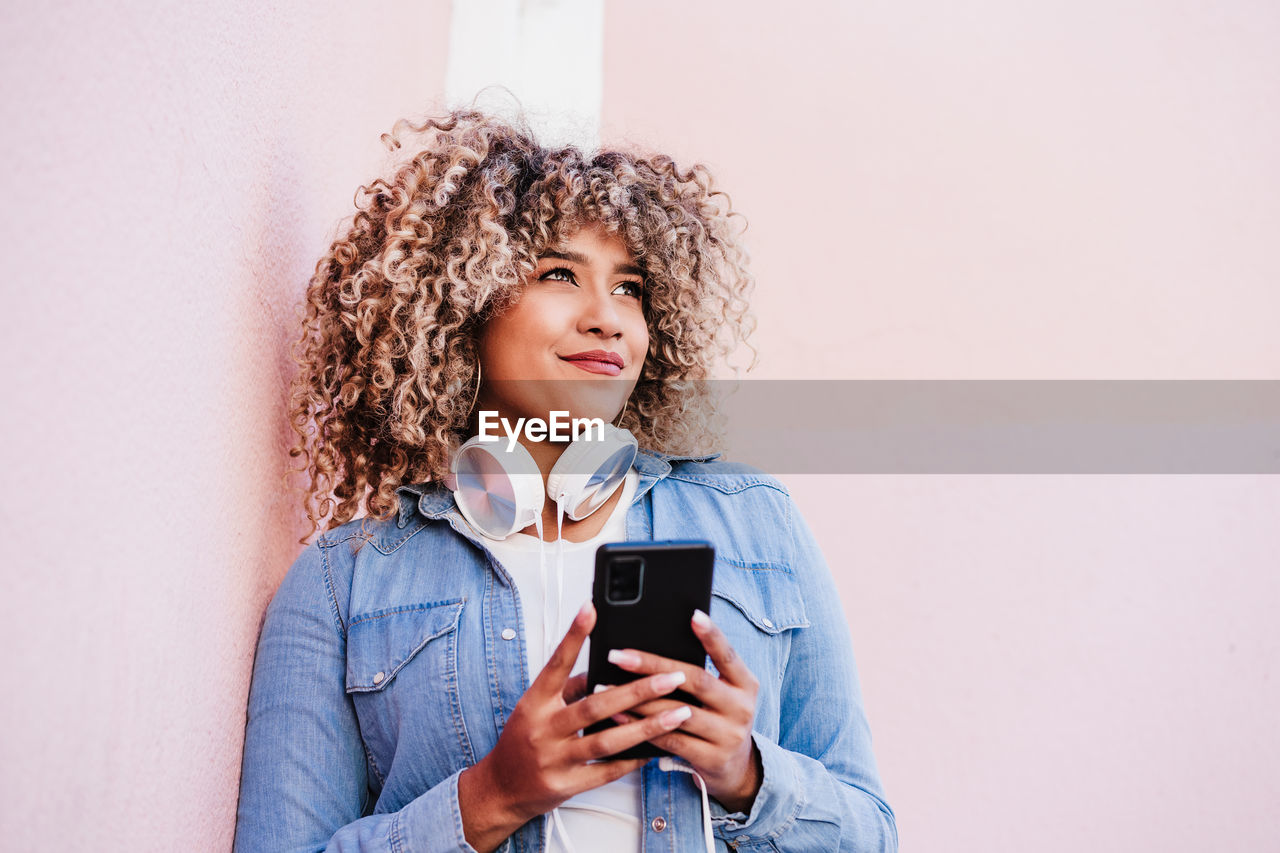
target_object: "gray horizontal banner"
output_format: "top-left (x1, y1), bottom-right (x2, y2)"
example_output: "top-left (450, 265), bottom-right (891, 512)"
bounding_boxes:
top-left (477, 379), bottom-right (1280, 473)
top-left (708, 380), bottom-right (1280, 474)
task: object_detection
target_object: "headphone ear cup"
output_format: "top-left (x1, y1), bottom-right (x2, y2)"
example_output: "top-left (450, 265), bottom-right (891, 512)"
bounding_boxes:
top-left (545, 425), bottom-right (639, 521)
top-left (450, 437), bottom-right (545, 539)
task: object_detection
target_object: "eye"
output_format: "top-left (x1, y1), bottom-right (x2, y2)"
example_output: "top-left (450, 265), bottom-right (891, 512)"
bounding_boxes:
top-left (540, 266), bottom-right (577, 284)
top-left (613, 280), bottom-right (644, 299)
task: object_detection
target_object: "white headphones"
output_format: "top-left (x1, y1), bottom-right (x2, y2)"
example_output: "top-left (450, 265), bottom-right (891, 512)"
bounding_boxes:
top-left (448, 424), bottom-right (639, 540)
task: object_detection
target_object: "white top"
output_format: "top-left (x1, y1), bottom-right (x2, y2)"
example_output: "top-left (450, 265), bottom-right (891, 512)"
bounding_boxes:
top-left (476, 468), bottom-right (642, 853)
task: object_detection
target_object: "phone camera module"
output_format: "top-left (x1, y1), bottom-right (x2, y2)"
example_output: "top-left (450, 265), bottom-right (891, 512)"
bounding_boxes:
top-left (605, 557), bottom-right (645, 605)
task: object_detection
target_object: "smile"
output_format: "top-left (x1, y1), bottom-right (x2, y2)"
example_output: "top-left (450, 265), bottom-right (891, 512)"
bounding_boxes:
top-left (560, 357), bottom-right (623, 377)
top-left (560, 350), bottom-right (625, 376)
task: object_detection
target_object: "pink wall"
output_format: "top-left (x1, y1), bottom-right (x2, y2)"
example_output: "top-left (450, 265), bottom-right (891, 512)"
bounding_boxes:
top-left (2, 1), bottom-right (1277, 851)
top-left (0, 2), bottom-right (452, 850)
top-left (603, 2), bottom-right (1280, 851)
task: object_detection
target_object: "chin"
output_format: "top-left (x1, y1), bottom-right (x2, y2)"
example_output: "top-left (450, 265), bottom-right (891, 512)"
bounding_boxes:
top-left (488, 374), bottom-right (632, 429)
top-left (556, 399), bottom-right (626, 427)
top-left (548, 380), bottom-right (630, 420)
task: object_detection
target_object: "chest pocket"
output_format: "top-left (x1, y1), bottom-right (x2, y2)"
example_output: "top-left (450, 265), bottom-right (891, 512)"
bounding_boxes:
top-left (709, 561), bottom-right (809, 737)
top-left (344, 599), bottom-right (473, 791)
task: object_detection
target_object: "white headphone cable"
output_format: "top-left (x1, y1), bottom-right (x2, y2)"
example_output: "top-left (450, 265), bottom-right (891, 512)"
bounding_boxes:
top-left (555, 495), bottom-right (567, 673)
top-left (536, 499), bottom-right (578, 853)
top-left (657, 756), bottom-right (716, 853)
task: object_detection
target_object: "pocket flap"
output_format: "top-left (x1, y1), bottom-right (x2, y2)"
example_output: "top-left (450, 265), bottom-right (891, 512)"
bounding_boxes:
top-left (345, 599), bottom-right (464, 692)
top-left (711, 560), bottom-right (810, 634)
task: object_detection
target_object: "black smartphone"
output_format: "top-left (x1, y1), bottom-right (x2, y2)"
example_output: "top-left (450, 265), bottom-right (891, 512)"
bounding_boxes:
top-left (585, 540), bottom-right (715, 759)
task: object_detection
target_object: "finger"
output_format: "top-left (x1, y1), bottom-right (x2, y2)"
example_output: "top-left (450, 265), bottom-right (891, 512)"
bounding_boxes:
top-left (606, 649), bottom-right (738, 712)
top-left (530, 601), bottom-right (594, 701)
top-left (562, 673), bottom-right (589, 704)
top-left (570, 704), bottom-right (694, 762)
top-left (579, 757), bottom-right (648, 790)
top-left (644, 729), bottom-right (718, 765)
top-left (555, 670), bottom-right (688, 736)
top-left (619, 697), bottom-right (683, 717)
top-left (690, 609), bottom-right (758, 690)
top-left (611, 702), bottom-right (727, 743)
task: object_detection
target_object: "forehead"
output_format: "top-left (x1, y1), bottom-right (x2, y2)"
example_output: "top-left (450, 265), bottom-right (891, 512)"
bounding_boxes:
top-left (542, 221), bottom-right (637, 263)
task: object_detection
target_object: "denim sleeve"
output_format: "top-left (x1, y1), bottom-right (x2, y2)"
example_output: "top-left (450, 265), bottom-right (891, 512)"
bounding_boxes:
top-left (234, 540), bottom-right (481, 853)
top-left (710, 502), bottom-right (899, 852)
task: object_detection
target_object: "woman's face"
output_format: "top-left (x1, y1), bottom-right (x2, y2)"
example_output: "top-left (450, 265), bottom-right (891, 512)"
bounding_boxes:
top-left (476, 221), bottom-right (649, 429)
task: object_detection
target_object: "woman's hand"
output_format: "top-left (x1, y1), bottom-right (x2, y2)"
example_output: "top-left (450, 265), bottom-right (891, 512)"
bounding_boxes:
top-left (458, 601), bottom-right (694, 853)
top-left (605, 609), bottom-right (764, 815)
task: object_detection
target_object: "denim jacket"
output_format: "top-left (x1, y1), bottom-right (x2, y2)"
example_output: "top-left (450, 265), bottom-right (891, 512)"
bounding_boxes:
top-left (235, 450), bottom-right (898, 852)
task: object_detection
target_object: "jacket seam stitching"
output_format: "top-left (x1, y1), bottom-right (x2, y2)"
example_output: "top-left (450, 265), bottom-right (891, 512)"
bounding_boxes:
top-left (389, 808), bottom-right (404, 853)
top-left (784, 497), bottom-right (793, 558)
top-left (666, 771), bottom-right (676, 853)
top-left (763, 790), bottom-right (806, 841)
top-left (716, 555), bottom-right (791, 573)
top-left (662, 473), bottom-right (789, 496)
top-left (362, 735), bottom-right (386, 789)
top-left (711, 589), bottom-right (801, 634)
top-left (346, 607), bottom-right (465, 691)
top-left (317, 529), bottom-right (373, 548)
top-left (483, 569), bottom-right (510, 730)
top-left (370, 518), bottom-right (428, 554)
top-left (319, 538), bottom-right (347, 641)
top-left (449, 770), bottom-right (472, 852)
top-left (758, 496), bottom-right (804, 821)
top-left (446, 628), bottom-right (476, 764)
top-left (348, 599), bottom-right (463, 628)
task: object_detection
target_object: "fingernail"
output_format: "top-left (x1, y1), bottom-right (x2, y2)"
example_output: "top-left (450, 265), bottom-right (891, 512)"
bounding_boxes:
top-left (692, 609), bottom-right (711, 628)
top-left (654, 671), bottom-right (686, 691)
top-left (608, 649), bottom-right (641, 668)
top-left (660, 706), bottom-right (692, 727)
top-left (578, 600), bottom-right (593, 620)
top-left (593, 684), bottom-right (612, 694)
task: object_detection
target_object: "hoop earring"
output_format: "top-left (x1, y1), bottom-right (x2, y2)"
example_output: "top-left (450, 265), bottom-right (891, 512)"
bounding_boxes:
top-left (468, 362), bottom-right (482, 417)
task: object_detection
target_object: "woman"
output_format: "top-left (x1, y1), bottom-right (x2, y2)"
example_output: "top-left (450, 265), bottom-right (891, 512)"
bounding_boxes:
top-left (235, 109), bottom-right (897, 852)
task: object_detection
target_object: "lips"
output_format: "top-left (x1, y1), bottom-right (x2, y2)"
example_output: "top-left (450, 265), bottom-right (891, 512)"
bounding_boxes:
top-left (561, 350), bottom-right (625, 376)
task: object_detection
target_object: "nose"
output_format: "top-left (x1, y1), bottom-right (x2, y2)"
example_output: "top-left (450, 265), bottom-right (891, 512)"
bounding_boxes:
top-left (576, 282), bottom-right (623, 339)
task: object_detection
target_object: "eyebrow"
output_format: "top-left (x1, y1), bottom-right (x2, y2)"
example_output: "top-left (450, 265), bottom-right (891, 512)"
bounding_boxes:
top-left (540, 249), bottom-right (646, 278)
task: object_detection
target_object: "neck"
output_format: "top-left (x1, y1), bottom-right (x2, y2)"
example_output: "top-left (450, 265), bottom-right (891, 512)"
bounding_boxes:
top-left (520, 436), bottom-right (570, 484)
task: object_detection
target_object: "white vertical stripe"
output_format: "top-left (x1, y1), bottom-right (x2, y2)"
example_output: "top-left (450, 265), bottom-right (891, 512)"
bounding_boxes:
top-left (445, 0), bottom-right (605, 151)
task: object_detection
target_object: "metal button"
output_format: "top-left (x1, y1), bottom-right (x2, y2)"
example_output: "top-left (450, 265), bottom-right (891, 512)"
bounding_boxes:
top-left (372, 671), bottom-right (385, 684)
top-left (501, 628), bottom-right (517, 640)
top-left (650, 816), bottom-right (667, 832)
top-left (761, 617), bottom-right (774, 629)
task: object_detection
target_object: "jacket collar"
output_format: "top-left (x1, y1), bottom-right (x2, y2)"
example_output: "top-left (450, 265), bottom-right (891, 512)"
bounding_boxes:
top-left (393, 448), bottom-right (721, 529)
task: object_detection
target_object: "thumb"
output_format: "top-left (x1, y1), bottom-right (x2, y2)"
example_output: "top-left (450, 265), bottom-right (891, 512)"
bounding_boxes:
top-left (562, 672), bottom-right (589, 704)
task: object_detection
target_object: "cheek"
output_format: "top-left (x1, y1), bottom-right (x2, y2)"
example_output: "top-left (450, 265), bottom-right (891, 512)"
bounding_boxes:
top-left (476, 322), bottom-right (511, 373)
top-left (626, 314), bottom-right (650, 361)
top-left (510, 293), bottom-right (570, 338)
top-left (479, 299), bottom-right (561, 371)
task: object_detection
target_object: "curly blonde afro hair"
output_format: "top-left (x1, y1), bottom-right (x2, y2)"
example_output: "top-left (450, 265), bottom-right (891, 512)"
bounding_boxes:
top-left (286, 108), bottom-right (756, 542)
